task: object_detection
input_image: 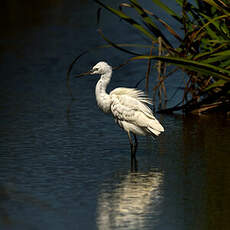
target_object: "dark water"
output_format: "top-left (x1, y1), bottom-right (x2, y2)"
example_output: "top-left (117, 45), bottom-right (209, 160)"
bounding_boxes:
top-left (0, 1), bottom-right (230, 230)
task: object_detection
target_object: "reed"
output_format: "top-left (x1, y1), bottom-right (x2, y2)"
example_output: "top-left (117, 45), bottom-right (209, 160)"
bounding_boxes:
top-left (94, 0), bottom-right (230, 114)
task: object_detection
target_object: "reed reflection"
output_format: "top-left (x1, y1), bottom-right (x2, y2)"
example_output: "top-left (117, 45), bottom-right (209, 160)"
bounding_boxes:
top-left (96, 170), bottom-right (163, 230)
top-left (182, 114), bottom-right (230, 230)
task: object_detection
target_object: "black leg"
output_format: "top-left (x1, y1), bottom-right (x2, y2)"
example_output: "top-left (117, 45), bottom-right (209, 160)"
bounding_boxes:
top-left (133, 134), bottom-right (138, 154)
top-left (128, 132), bottom-right (138, 172)
top-left (127, 132), bottom-right (134, 158)
top-left (133, 134), bottom-right (138, 171)
top-left (132, 133), bottom-right (138, 171)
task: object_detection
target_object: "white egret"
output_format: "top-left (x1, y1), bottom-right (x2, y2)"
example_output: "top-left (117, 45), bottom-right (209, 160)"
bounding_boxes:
top-left (76, 61), bottom-right (164, 165)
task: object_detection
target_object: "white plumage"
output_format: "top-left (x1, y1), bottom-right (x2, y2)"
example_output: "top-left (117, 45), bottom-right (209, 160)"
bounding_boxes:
top-left (81, 61), bottom-right (164, 165)
top-left (110, 88), bottom-right (163, 136)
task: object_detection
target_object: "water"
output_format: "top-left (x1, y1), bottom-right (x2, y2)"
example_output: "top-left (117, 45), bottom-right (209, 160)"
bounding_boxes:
top-left (0, 1), bottom-right (230, 230)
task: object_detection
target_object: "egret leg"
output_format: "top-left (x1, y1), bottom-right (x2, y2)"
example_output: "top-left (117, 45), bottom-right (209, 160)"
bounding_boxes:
top-left (133, 134), bottom-right (138, 154)
top-left (127, 132), bottom-right (134, 157)
top-left (132, 133), bottom-right (138, 171)
top-left (127, 132), bottom-right (138, 172)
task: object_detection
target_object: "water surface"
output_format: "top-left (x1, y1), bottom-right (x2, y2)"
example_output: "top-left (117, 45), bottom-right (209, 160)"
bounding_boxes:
top-left (0, 1), bottom-right (230, 230)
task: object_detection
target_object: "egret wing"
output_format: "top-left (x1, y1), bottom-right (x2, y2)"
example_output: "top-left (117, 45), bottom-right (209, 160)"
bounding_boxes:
top-left (110, 88), bottom-right (164, 136)
top-left (110, 87), bottom-right (152, 105)
top-left (110, 87), bottom-right (154, 118)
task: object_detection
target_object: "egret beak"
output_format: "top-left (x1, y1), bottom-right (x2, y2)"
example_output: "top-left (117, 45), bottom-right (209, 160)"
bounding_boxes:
top-left (75, 69), bottom-right (94, 78)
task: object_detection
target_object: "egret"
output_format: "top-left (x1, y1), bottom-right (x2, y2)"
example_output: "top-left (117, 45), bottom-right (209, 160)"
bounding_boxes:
top-left (76, 61), bottom-right (164, 167)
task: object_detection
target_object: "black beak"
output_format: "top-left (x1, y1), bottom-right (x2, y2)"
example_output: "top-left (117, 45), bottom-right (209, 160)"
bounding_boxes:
top-left (75, 69), bottom-right (94, 78)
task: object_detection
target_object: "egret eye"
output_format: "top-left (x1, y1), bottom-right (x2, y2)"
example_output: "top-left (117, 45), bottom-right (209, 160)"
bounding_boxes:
top-left (93, 68), bottom-right (99, 71)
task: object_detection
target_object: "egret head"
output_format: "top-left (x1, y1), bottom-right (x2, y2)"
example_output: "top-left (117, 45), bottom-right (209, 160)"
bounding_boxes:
top-left (75, 61), bottom-right (112, 78)
top-left (90, 61), bottom-right (112, 75)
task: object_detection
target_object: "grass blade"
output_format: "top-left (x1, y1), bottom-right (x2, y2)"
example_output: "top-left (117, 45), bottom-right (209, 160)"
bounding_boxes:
top-left (94, 0), bottom-right (157, 41)
top-left (97, 29), bottom-right (142, 56)
top-left (151, 0), bottom-right (181, 22)
top-left (130, 55), bottom-right (230, 81)
top-left (130, 0), bottom-right (172, 47)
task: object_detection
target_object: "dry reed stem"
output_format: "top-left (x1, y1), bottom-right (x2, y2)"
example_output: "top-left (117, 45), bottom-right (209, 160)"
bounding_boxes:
top-left (157, 36), bottom-right (167, 108)
top-left (157, 37), bottom-right (162, 107)
top-left (145, 42), bottom-right (154, 94)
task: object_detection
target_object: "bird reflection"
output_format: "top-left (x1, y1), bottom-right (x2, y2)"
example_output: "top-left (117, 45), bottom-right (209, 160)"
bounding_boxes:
top-left (96, 170), bottom-right (163, 230)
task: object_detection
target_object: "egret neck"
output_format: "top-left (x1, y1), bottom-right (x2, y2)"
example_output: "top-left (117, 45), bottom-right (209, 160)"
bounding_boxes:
top-left (76, 61), bottom-right (164, 167)
top-left (95, 68), bottom-right (112, 114)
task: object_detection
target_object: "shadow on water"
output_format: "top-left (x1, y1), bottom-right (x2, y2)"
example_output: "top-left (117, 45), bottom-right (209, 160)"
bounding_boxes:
top-left (181, 114), bottom-right (230, 230)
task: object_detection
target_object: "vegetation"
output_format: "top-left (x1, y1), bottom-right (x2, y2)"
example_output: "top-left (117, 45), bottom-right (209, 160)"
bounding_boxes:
top-left (94, 0), bottom-right (230, 114)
